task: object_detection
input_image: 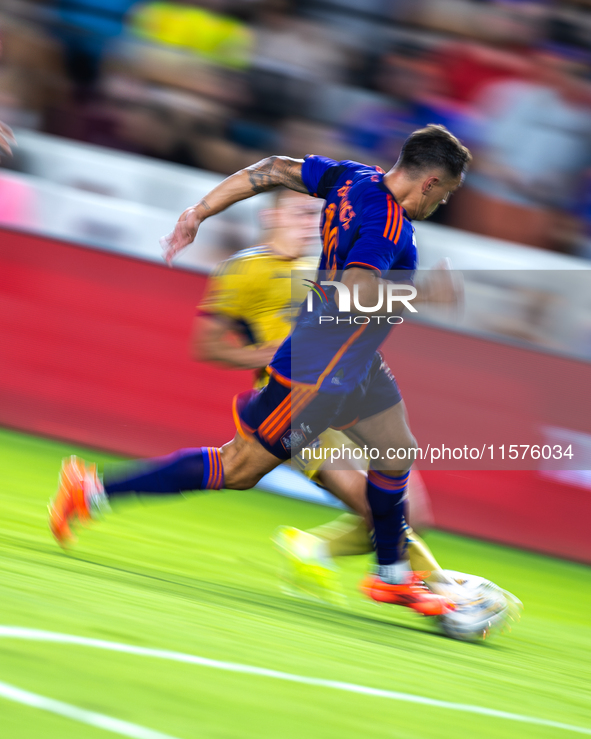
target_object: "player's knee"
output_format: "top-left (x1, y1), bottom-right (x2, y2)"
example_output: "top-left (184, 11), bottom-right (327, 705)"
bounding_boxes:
top-left (388, 433), bottom-right (418, 473)
top-left (404, 432), bottom-right (418, 463)
top-left (227, 472), bottom-right (261, 490)
top-left (222, 462), bottom-right (262, 490)
top-left (218, 437), bottom-right (260, 490)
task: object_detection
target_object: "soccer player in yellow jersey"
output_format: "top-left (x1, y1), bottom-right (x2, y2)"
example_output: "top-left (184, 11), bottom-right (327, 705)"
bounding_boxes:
top-left (195, 190), bottom-right (318, 387)
top-left (194, 187), bottom-right (442, 601)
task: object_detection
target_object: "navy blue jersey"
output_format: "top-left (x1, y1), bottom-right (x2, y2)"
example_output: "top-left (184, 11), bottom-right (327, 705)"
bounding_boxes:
top-left (271, 155), bottom-right (417, 393)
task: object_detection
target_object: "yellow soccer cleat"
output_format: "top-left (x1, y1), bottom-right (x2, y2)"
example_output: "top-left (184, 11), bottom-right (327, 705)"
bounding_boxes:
top-left (272, 526), bottom-right (345, 605)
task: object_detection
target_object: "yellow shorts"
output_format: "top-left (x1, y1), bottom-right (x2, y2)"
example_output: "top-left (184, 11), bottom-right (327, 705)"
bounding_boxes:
top-left (293, 428), bottom-right (368, 483)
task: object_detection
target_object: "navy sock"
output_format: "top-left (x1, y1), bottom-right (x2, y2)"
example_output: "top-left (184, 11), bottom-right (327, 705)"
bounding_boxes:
top-left (104, 448), bottom-right (224, 497)
top-left (366, 469), bottom-right (409, 566)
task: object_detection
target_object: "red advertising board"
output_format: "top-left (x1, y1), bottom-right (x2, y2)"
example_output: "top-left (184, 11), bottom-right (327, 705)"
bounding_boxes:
top-left (1, 228), bottom-right (590, 562)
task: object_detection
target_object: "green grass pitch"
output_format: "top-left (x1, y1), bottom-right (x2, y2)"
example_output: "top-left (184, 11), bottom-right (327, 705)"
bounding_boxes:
top-left (1, 427), bottom-right (590, 739)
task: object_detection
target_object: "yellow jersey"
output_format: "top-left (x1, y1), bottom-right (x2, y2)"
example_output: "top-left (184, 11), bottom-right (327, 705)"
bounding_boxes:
top-left (200, 245), bottom-right (359, 482)
top-left (199, 245), bottom-right (316, 347)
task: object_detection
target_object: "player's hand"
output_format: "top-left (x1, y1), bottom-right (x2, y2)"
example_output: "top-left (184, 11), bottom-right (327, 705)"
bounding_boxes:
top-left (160, 206), bottom-right (203, 266)
top-left (0, 121), bottom-right (16, 156)
top-left (423, 258), bottom-right (463, 306)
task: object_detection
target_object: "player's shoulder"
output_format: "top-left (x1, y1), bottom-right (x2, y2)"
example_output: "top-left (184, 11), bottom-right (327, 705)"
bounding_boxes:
top-left (357, 178), bottom-right (395, 217)
top-left (303, 155), bottom-right (384, 198)
top-left (358, 184), bottom-right (413, 245)
top-left (231, 244), bottom-right (273, 262)
top-left (305, 155), bottom-right (380, 181)
top-left (331, 157), bottom-right (383, 180)
top-left (213, 245), bottom-right (273, 277)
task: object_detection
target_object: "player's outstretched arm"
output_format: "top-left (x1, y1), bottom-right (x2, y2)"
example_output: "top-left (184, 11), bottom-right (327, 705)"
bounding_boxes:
top-left (192, 314), bottom-right (279, 370)
top-left (161, 156), bottom-right (306, 265)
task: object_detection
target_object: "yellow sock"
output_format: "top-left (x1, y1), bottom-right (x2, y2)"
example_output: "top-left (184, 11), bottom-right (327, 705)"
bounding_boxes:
top-left (406, 528), bottom-right (442, 581)
top-left (308, 514), bottom-right (373, 557)
top-left (308, 516), bottom-right (443, 582)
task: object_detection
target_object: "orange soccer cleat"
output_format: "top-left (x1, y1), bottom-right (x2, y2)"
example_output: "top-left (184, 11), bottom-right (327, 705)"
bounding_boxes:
top-left (48, 456), bottom-right (99, 546)
top-left (360, 572), bottom-right (454, 616)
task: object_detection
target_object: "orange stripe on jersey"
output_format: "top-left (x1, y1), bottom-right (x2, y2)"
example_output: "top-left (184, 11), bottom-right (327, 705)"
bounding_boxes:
top-left (383, 197), bottom-right (393, 238)
top-left (388, 202), bottom-right (401, 241)
top-left (393, 206), bottom-right (404, 244)
top-left (232, 395), bottom-right (255, 442)
top-left (330, 417), bottom-right (359, 431)
top-left (267, 386), bottom-right (310, 437)
top-left (260, 400), bottom-right (293, 444)
top-left (267, 366), bottom-right (292, 387)
top-left (346, 262), bottom-right (381, 273)
top-left (268, 387), bottom-right (317, 445)
top-left (262, 399), bottom-right (293, 441)
top-left (260, 386), bottom-right (313, 440)
top-left (314, 323), bottom-right (368, 391)
top-left (259, 393), bottom-right (291, 438)
top-left (257, 386), bottom-right (317, 445)
top-left (290, 386), bottom-right (316, 419)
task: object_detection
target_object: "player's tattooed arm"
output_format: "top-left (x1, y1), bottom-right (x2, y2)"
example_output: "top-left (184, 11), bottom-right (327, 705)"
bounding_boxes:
top-left (245, 156), bottom-right (307, 195)
top-left (161, 155), bottom-right (306, 265)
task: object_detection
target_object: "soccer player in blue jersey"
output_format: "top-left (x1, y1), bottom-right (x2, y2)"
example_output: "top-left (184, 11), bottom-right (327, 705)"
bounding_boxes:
top-left (50, 125), bottom-right (471, 617)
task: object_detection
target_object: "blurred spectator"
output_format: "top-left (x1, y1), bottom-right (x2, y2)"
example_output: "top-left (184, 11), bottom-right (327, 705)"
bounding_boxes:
top-left (0, 9), bottom-right (69, 130)
top-left (1, 0), bottom-right (591, 258)
top-left (54, 0), bottom-right (137, 91)
top-left (450, 51), bottom-right (591, 252)
top-left (129, 1), bottom-right (254, 69)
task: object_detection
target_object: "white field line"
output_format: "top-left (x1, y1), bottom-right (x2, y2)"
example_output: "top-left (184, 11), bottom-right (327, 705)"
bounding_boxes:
top-left (1, 626), bottom-right (590, 736)
top-left (0, 680), bottom-right (181, 739)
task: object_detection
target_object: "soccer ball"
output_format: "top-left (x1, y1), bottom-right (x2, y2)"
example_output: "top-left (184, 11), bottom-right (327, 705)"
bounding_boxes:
top-left (429, 570), bottom-right (522, 641)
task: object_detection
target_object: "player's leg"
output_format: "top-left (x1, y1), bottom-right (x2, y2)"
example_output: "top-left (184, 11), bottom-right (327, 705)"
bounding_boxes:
top-left (312, 442), bottom-right (434, 551)
top-left (309, 512), bottom-right (373, 557)
top-left (283, 429), bottom-right (372, 552)
top-left (103, 433), bottom-right (279, 497)
top-left (49, 382), bottom-right (291, 545)
top-left (49, 434), bottom-right (281, 545)
top-left (406, 469), bottom-right (434, 534)
top-left (276, 420), bottom-right (436, 565)
top-left (350, 405), bottom-right (444, 612)
top-left (275, 425), bottom-right (442, 601)
top-left (347, 403), bottom-right (415, 574)
top-left (272, 456), bottom-right (371, 602)
top-left (343, 357), bottom-right (451, 614)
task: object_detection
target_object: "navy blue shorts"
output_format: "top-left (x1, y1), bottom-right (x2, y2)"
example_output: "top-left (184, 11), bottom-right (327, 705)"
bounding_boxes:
top-left (234, 352), bottom-right (402, 460)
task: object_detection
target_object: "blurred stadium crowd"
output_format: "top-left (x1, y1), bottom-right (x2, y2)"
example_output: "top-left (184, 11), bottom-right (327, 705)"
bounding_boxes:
top-left (1, 0), bottom-right (591, 258)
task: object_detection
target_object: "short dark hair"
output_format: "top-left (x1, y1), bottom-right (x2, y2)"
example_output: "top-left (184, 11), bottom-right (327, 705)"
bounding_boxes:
top-left (398, 124), bottom-right (472, 179)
